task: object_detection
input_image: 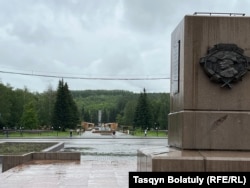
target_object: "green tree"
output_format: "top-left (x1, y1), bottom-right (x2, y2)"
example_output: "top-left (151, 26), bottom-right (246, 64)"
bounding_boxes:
top-left (64, 83), bottom-right (80, 129)
top-left (81, 107), bottom-right (91, 122)
top-left (0, 83), bottom-right (39, 129)
top-left (116, 113), bottom-right (125, 125)
top-left (84, 111), bottom-right (91, 122)
top-left (109, 108), bottom-right (117, 122)
top-left (157, 93), bottom-right (170, 129)
top-left (8, 89), bottom-right (26, 129)
top-left (0, 83), bottom-right (12, 129)
top-left (91, 109), bottom-right (98, 124)
top-left (123, 100), bottom-right (136, 126)
top-left (52, 79), bottom-right (79, 131)
top-left (133, 88), bottom-right (152, 130)
top-left (36, 85), bottom-right (56, 128)
top-left (102, 109), bottom-right (108, 123)
top-left (20, 101), bottom-right (38, 129)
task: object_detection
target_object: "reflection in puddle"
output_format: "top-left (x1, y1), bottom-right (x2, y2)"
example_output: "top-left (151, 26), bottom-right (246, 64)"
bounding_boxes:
top-left (62, 147), bottom-right (136, 156)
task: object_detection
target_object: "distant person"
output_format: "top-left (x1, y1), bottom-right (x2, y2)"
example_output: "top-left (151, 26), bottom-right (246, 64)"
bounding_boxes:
top-left (144, 129), bottom-right (147, 137)
top-left (70, 130), bottom-right (73, 138)
top-left (112, 130), bottom-right (116, 138)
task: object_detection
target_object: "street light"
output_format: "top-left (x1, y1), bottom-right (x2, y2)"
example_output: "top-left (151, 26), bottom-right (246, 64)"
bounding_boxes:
top-left (20, 127), bottom-right (23, 136)
top-left (57, 126), bottom-right (61, 136)
top-left (6, 126), bottom-right (8, 138)
top-left (51, 126), bottom-right (54, 136)
top-left (154, 122), bottom-right (158, 137)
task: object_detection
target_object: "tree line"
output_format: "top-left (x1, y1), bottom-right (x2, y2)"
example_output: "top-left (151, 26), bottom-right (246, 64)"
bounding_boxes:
top-left (0, 80), bottom-right (170, 131)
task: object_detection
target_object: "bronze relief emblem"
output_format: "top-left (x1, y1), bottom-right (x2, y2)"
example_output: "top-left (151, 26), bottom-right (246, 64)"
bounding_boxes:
top-left (200, 44), bottom-right (250, 88)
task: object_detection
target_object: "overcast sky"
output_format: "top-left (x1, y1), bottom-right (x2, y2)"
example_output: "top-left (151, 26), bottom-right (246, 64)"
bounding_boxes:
top-left (0, 0), bottom-right (249, 93)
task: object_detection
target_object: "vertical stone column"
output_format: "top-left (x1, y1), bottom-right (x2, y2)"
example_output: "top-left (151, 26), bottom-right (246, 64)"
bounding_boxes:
top-left (169, 15), bottom-right (250, 150)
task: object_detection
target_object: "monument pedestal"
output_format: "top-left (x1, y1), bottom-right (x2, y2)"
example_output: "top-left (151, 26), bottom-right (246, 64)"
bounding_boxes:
top-left (169, 110), bottom-right (250, 150)
top-left (138, 146), bottom-right (250, 172)
top-left (137, 14), bottom-right (250, 172)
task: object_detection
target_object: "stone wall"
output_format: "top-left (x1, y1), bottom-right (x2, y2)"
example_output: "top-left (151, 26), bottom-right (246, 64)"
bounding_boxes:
top-left (1, 142), bottom-right (80, 172)
top-left (32, 152), bottom-right (80, 160)
top-left (2, 153), bottom-right (33, 172)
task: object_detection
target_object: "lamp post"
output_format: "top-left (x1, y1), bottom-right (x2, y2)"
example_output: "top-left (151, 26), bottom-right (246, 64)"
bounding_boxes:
top-left (51, 126), bottom-right (53, 136)
top-left (154, 122), bottom-right (158, 136)
top-left (57, 126), bottom-right (61, 136)
top-left (6, 126), bottom-right (8, 138)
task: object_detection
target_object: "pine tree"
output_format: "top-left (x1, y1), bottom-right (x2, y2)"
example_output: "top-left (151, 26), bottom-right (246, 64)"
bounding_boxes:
top-left (52, 79), bottom-right (79, 131)
top-left (133, 88), bottom-right (152, 130)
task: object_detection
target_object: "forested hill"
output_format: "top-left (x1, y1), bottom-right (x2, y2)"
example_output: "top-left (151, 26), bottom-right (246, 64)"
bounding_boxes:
top-left (71, 90), bottom-right (135, 110)
top-left (71, 89), bottom-right (169, 111)
top-left (71, 89), bottom-right (134, 98)
top-left (71, 90), bottom-right (170, 129)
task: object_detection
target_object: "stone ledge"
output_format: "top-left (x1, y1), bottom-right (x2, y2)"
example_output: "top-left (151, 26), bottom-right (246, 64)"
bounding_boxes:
top-left (42, 142), bottom-right (64, 152)
top-left (137, 146), bottom-right (250, 172)
top-left (2, 153), bottom-right (33, 172)
top-left (33, 152), bottom-right (80, 160)
top-left (1, 142), bottom-right (80, 172)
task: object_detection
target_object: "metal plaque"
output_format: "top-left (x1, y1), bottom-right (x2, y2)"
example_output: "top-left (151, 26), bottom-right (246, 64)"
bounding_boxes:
top-left (171, 40), bottom-right (180, 94)
top-left (200, 43), bottom-right (250, 88)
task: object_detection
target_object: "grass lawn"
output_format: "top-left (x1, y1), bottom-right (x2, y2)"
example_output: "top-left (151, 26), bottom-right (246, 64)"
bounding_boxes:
top-left (0, 129), bottom-right (167, 138)
top-left (131, 130), bottom-right (168, 137)
top-left (0, 130), bottom-right (73, 138)
top-left (0, 142), bottom-right (56, 155)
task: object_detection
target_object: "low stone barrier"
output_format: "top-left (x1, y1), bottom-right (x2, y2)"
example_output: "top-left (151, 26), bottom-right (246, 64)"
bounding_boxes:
top-left (1, 142), bottom-right (80, 172)
top-left (33, 152), bottom-right (80, 160)
top-left (2, 153), bottom-right (33, 172)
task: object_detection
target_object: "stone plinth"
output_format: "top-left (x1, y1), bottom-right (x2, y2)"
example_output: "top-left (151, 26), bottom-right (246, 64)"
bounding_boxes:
top-left (169, 15), bottom-right (250, 150)
top-left (137, 146), bottom-right (250, 172)
top-left (169, 111), bottom-right (250, 150)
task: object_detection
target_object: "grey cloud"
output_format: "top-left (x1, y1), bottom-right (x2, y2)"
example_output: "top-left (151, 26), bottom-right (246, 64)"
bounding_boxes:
top-left (1, 0), bottom-right (250, 93)
top-left (122, 0), bottom-right (180, 34)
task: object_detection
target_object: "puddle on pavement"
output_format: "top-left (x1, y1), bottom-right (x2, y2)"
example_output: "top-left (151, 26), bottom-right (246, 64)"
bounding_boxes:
top-left (62, 147), bottom-right (136, 157)
top-left (63, 147), bottom-right (94, 151)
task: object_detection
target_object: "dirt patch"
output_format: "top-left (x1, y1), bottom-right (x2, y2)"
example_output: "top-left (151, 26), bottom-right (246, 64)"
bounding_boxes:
top-left (0, 142), bottom-right (56, 155)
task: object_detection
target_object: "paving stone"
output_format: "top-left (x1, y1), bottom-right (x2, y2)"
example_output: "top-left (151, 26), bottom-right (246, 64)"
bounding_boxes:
top-left (0, 133), bottom-right (167, 187)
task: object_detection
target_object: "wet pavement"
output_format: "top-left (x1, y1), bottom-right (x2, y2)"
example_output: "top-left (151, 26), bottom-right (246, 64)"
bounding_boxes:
top-left (0, 131), bottom-right (168, 188)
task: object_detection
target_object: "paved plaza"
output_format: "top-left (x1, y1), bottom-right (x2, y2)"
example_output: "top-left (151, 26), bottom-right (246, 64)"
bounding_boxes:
top-left (0, 131), bottom-right (167, 188)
